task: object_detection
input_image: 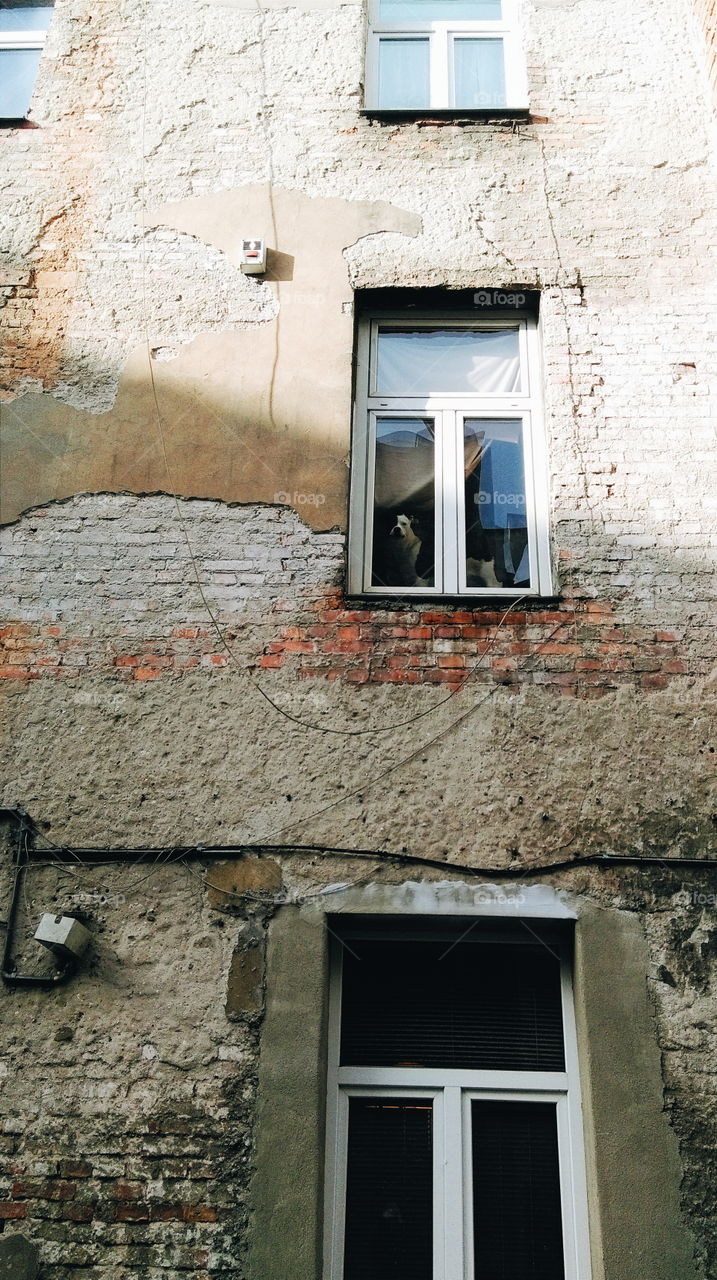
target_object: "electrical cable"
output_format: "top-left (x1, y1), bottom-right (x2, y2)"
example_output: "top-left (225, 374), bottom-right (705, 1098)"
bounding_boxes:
top-left (11, 814), bottom-right (717, 878)
top-left (245, 615), bottom-right (572, 843)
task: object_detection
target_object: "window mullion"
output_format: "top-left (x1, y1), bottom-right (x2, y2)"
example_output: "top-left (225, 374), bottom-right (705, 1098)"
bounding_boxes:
top-left (556, 1095), bottom-right (581, 1280)
top-left (442, 1086), bottom-right (464, 1280)
top-left (441, 409), bottom-right (459, 594)
top-left (432, 27), bottom-right (449, 107)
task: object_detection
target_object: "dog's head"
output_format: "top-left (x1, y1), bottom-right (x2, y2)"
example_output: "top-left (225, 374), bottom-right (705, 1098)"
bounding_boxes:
top-left (388, 513), bottom-right (420, 546)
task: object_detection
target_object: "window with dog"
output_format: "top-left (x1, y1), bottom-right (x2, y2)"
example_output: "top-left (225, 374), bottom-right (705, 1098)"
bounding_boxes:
top-left (348, 302), bottom-right (552, 597)
top-left (363, 0), bottom-right (528, 114)
top-left (323, 922), bottom-right (593, 1280)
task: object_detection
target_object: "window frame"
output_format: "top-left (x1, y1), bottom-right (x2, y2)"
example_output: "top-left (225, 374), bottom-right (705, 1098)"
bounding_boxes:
top-left (363, 0), bottom-right (528, 114)
top-left (0, 5), bottom-right (52, 122)
top-left (348, 309), bottom-right (553, 598)
top-left (323, 927), bottom-right (593, 1280)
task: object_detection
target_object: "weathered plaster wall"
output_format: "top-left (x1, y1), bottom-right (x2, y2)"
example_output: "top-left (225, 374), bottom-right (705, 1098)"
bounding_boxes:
top-left (2, 188), bottom-right (420, 527)
top-left (2, 0), bottom-right (716, 525)
top-left (0, 846), bottom-right (715, 1278)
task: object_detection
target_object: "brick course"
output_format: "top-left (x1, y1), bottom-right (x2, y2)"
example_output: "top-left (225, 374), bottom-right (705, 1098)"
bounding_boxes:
top-left (0, 494), bottom-right (705, 698)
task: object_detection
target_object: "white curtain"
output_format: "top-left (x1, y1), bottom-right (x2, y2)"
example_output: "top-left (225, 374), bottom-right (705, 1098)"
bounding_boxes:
top-left (377, 328), bottom-right (521, 395)
top-left (378, 39), bottom-right (430, 109)
top-left (454, 38), bottom-right (506, 108)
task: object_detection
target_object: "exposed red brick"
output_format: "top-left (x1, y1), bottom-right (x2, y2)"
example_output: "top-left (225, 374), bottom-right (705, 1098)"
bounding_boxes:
top-left (109, 1181), bottom-right (144, 1201)
top-left (0, 1201), bottom-right (27, 1219)
top-left (12, 1180), bottom-right (76, 1201)
top-left (58, 1160), bottom-right (93, 1178)
top-left (62, 1203), bottom-right (94, 1222)
top-left (115, 1202), bottom-right (151, 1222)
top-left (0, 591), bottom-right (694, 700)
top-left (151, 1204), bottom-right (185, 1222)
top-left (183, 1205), bottom-right (218, 1222)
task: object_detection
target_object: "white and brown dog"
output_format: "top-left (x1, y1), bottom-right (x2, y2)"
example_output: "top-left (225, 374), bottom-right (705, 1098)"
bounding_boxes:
top-left (379, 513), bottom-right (425, 587)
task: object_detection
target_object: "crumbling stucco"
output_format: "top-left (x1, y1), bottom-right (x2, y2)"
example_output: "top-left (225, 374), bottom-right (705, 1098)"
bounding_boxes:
top-left (1, 187), bottom-right (420, 528)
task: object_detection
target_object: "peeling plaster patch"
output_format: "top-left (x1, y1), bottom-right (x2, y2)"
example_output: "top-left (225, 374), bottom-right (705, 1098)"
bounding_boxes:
top-left (1, 186), bottom-right (420, 527)
top-left (44, 227), bottom-right (278, 413)
top-left (150, 346), bottom-right (180, 362)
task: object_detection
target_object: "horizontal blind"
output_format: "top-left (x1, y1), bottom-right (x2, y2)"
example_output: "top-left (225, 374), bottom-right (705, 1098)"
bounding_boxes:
top-left (471, 1100), bottom-right (566, 1280)
top-left (343, 1096), bottom-right (434, 1280)
top-left (340, 940), bottom-right (565, 1071)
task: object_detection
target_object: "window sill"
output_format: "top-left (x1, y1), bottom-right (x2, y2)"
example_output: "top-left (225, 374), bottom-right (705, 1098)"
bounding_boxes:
top-left (360, 107), bottom-right (530, 124)
top-left (345, 594), bottom-right (563, 611)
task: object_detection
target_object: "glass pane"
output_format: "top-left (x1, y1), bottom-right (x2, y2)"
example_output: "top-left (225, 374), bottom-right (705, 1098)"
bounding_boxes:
top-left (454, 37), bottom-right (506, 107)
top-left (464, 418), bottom-right (530, 588)
top-left (380, 0), bottom-right (501, 18)
top-left (0, 47), bottom-right (41, 116)
top-left (0, 6), bottom-right (52, 32)
top-left (344, 1097), bottom-right (433, 1280)
top-left (376, 328), bottom-right (521, 394)
top-left (378, 38), bottom-right (430, 109)
top-left (472, 1101), bottom-right (566, 1280)
top-left (341, 939), bottom-right (565, 1071)
top-left (372, 417), bottom-right (436, 588)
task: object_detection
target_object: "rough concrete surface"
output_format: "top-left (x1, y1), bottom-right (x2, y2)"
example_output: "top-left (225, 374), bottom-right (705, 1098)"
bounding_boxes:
top-left (0, 1234), bottom-right (40, 1280)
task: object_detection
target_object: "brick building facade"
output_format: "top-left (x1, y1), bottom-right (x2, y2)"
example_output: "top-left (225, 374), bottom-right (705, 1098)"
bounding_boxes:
top-left (1, 0), bottom-right (716, 1278)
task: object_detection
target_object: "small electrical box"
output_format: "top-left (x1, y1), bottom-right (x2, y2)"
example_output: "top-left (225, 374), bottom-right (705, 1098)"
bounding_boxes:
top-left (34, 914), bottom-right (91, 962)
top-left (240, 238), bottom-right (267, 275)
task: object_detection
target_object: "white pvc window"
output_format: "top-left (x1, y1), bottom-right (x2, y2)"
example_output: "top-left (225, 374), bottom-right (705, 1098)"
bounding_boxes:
top-left (323, 927), bottom-right (593, 1280)
top-left (348, 312), bottom-right (552, 597)
top-left (365, 0), bottom-right (528, 111)
top-left (0, 4), bottom-right (52, 119)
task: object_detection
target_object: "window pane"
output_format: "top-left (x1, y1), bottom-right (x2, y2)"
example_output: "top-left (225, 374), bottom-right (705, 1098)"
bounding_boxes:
top-left (0, 47), bottom-right (42, 116)
top-left (376, 328), bottom-right (521, 394)
top-left (341, 940), bottom-right (565, 1071)
top-left (472, 1101), bottom-right (566, 1280)
top-left (464, 418), bottom-right (530, 588)
top-left (454, 37), bottom-right (506, 108)
top-left (372, 417), bottom-right (436, 588)
top-left (0, 6), bottom-right (52, 32)
top-left (377, 38), bottom-right (430, 109)
top-left (344, 1097), bottom-right (433, 1280)
top-left (380, 0), bottom-right (501, 19)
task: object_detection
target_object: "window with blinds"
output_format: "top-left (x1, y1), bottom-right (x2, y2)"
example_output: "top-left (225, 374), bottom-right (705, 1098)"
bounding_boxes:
top-left (324, 921), bottom-right (591, 1280)
top-left (344, 1097), bottom-right (434, 1280)
top-left (340, 938), bottom-right (565, 1071)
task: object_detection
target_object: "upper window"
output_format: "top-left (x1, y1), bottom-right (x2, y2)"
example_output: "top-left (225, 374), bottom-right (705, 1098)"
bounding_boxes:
top-left (364, 0), bottom-right (528, 113)
top-left (348, 300), bottom-right (552, 597)
top-left (324, 923), bottom-right (592, 1280)
top-left (0, 3), bottom-right (53, 121)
